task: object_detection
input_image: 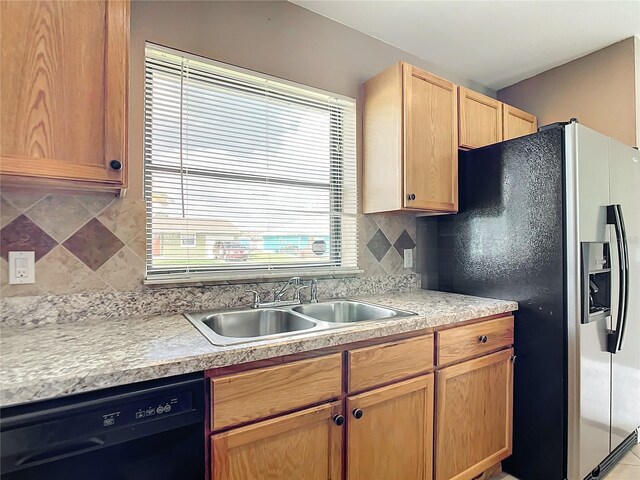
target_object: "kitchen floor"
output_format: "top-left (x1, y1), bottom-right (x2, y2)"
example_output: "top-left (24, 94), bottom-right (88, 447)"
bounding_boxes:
top-left (491, 443), bottom-right (640, 480)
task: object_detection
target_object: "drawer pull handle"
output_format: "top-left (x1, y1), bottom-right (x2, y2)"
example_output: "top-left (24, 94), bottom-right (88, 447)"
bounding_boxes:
top-left (478, 335), bottom-right (488, 343)
top-left (333, 415), bottom-right (345, 426)
top-left (352, 408), bottom-right (364, 419)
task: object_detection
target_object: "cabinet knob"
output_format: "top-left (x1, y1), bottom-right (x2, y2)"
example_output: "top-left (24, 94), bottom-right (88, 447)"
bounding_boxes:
top-left (478, 335), bottom-right (488, 344)
top-left (352, 408), bottom-right (364, 419)
top-left (333, 414), bottom-right (345, 426)
top-left (408, 193), bottom-right (416, 201)
top-left (109, 160), bottom-right (122, 171)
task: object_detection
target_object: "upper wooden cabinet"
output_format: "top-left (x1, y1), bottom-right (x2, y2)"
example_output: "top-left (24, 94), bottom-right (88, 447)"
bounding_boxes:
top-left (459, 87), bottom-right (538, 149)
top-left (458, 87), bottom-right (502, 149)
top-left (503, 104), bottom-right (537, 141)
top-left (0, 0), bottom-right (129, 195)
top-left (363, 62), bottom-right (458, 214)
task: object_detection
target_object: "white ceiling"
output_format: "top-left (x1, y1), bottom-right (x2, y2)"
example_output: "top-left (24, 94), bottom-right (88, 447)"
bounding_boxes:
top-left (291, 1), bottom-right (640, 91)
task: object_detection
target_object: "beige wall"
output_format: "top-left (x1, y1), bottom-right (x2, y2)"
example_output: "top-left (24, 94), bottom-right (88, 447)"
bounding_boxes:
top-left (129, 0), bottom-right (494, 200)
top-left (498, 38), bottom-right (637, 147)
top-left (5, 0), bottom-right (500, 297)
top-left (635, 36), bottom-right (640, 146)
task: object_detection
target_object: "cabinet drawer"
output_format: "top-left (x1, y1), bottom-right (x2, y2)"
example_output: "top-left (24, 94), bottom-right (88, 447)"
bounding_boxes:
top-left (211, 353), bottom-right (342, 431)
top-left (436, 316), bottom-right (514, 367)
top-left (347, 335), bottom-right (434, 392)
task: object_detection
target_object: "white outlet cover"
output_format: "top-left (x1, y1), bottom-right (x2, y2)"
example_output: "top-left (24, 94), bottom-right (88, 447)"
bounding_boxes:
top-left (403, 249), bottom-right (413, 268)
top-left (8, 251), bottom-right (35, 284)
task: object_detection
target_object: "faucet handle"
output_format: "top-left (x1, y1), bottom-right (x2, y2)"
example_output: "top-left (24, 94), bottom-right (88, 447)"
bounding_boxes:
top-left (245, 289), bottom-right (261, 308)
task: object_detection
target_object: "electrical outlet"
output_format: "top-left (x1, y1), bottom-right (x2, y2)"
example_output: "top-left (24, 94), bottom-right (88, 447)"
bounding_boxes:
top-left (403, 249), bottom-right (413, 268)
top-left (8, 251), bottom-right (35, 284)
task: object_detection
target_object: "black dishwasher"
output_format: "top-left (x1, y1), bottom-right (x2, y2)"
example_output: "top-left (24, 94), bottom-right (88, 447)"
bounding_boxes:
top-left (0, 373), bottom-right (205, 480)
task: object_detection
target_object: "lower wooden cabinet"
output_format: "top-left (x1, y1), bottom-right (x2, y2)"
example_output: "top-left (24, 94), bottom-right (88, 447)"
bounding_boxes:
top-left (346, 375), bottom-right (434, 480)
top-left (434, 349), bottom-right (514, 480)
top-left (211, 402), bottom-right (343, 480)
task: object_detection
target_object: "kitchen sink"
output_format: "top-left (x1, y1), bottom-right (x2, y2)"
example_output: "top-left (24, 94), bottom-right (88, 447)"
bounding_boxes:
top-left (203, 309), bottom-right (316, 338)
top-left (185, 300), bottom-right (416, 346)
top-left (185, 308), bottom-right (323, 346)
top-left (292, 300), bottom-right (414, 323)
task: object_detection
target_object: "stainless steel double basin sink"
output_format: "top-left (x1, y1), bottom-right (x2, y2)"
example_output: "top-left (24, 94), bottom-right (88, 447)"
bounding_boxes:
top-left (184, 300), bottom-right (416, 346)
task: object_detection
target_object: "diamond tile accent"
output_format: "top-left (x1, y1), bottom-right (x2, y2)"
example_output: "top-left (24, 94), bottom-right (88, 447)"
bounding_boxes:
top-left (0, 214), bottom-right (58, 261)
top-left (394, 229), bottom-right (416, 256)
top-left (367, 228), bottom-right (391, 262)
top-left (25, 195), bottom-right (94, 242)
top-left (63, 218), bottom-right (124, 271)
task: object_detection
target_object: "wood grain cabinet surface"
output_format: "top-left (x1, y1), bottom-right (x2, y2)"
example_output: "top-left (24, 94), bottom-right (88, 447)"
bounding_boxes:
top-left (347, 334), bottom-right (434, 393)
top-left (346, 375), bottom-right (434, 480)
top-left (503, 104), bottom-right (537, 141)
top-left (211, 402), bottom-right (343, 480)
top-left (436, 315), bottom-right (514, 367)
top-left (0, 0), bottom-right (129, 194)
top-left (458, 87), bottom-right (503, 149)
top-left (210, 353), bottom-right (342, 431)
top-left (363, 62), bottom-right (458, 214)
top-left (435, 348), bottom-right (514, 480)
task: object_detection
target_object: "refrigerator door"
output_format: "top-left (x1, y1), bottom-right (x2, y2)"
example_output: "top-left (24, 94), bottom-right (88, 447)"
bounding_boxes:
top-left (565, 123), bottom-right (612, 480)
top-left (608, 138), bottom-right (640, 450)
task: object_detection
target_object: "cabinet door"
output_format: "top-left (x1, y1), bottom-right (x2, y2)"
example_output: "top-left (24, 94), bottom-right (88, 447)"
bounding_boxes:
top-left (403, 64), bottom-right (457, 213)
top-left (435, 349), bottom-right (514, 480)
top-left (502, 104), bottom-right (537, 141)
top-left (347, 375), bottom-right (434, 480)
top-left (458, 87), bottom-right (502, 149)
top-left (212, 402), bottom-right (343, 480)
top-left (0, 0), bottom-right (128, 192)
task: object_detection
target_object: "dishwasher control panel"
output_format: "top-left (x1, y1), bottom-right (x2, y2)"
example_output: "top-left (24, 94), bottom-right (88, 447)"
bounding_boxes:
top-left (101, 390), bottom-right (193, 428)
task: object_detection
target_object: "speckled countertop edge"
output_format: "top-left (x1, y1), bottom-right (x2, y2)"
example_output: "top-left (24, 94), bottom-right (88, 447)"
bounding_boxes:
top-left (0, 290), bottom-right (517, 407)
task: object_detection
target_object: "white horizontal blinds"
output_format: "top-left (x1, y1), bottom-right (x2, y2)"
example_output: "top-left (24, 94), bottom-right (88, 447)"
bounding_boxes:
top-left (144, 45), bottom-right (357, 279)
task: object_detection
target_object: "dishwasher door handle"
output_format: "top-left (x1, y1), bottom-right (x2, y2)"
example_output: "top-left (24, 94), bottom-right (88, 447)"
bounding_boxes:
top-left (16, 437), bottom-right (105, 467)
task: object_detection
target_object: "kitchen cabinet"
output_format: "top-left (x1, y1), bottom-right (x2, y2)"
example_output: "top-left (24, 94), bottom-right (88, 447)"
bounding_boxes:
top-left (207, 314), bottom-right (514, 480)
top-left (458, 87), bottom-right (538, 149)
top-left (434, 348), bottom-right (514, 480)
top-left (0, 0), bottom-right (129, 195)
top-left (458, 87), bottom-right (503, 149)
top-left (211, 402), bottom-right (343, 480)
top-left (210, 354), bottom-right (342, 431)
top-left (363, 62), bottom-right (458, 214)
top-left (346, 375), bottom-right (434, 480)
top-left (503, 104), bottom-right (537, 140)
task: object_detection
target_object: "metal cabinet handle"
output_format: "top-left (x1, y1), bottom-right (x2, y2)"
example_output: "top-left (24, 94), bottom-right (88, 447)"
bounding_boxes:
top-left (407, 193), bottom-right (416, 200)
top-left (333, 415), bottom-right (345, 426)
top-left (478, 335), bottom-right (488, 344)
top-left (352, 408), bottom-right (364, 419)
top-left (109, 160), bottom-right (122, 171)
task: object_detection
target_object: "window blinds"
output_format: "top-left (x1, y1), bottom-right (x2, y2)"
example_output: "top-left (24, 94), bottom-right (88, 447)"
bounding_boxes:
top-left (144, 44), bottom-right (358, 281)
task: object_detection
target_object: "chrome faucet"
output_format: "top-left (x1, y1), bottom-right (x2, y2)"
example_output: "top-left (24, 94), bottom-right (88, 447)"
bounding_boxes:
top-left (274, 277), bottom-right (301, 302)
top-left (245, 277), bottom-right (309, 309)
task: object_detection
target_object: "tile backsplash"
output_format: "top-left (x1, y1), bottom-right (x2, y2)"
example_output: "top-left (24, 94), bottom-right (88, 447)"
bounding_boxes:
top-left (0, 191), bottom-right (417, 297)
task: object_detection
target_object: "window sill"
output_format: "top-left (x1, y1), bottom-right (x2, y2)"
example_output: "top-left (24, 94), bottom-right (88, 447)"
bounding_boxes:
top-left (144, 268), bottom-right (364, 287)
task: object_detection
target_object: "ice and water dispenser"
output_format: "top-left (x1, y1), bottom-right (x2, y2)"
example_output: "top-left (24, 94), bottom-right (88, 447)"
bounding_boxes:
top-left (581, 242), bottom-right (611, 323)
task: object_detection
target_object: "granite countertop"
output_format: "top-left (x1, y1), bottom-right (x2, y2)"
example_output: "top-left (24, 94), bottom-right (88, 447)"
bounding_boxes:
top-left (0, 290), bottom-right (517, 407)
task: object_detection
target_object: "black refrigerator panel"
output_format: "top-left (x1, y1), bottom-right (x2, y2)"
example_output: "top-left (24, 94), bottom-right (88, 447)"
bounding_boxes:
top-left (419, 128), bottom-right (567, 480)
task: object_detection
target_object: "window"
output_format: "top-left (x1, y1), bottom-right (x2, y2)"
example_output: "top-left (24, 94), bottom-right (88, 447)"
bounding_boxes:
top-left (144, 44), bottom-right (357, 282)
top-left (180, 234), bottom-right (196, 248)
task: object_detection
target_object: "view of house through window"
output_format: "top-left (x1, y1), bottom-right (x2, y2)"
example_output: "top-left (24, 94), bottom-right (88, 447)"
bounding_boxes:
top-left (144, 44), bottom-right (357, 280)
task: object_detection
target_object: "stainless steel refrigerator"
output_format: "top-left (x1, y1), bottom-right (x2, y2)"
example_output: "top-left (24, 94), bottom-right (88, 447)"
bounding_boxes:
top-left (420, 121), bottom-right (639, 480)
